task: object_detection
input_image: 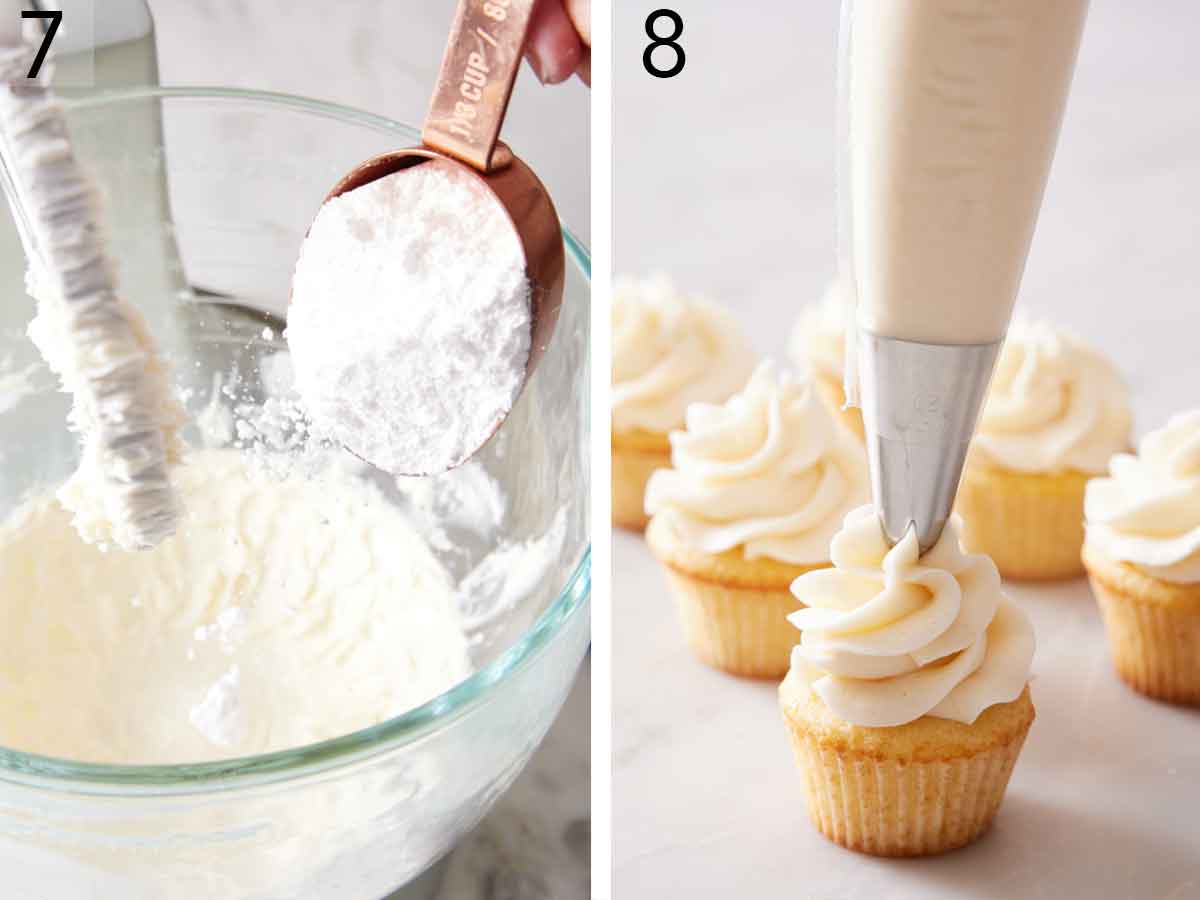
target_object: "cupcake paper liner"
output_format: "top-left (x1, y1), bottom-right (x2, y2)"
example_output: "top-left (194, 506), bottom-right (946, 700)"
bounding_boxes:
top-left (611, 436), bottom-right (670, 532)
top-left (1089, 573), bottom-right (1200, 705)
top-left (957, 464), bottom-right (1091, 580)
top-left (661, 567), bottom-right (800, 679)
top-left (645, 515), bottom-right (821, 679)
top-left (780, 687), bottom-right (1034, 857)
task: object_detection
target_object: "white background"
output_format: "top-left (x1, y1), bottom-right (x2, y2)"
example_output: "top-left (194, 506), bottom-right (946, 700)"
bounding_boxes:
top-left (614, 2), bottom-right (1200, 897)
top-left (152, 0), bottom-right (590, 243)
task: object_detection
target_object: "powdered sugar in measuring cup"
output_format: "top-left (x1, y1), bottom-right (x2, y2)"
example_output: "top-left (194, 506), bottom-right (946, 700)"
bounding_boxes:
top-left (287, 159), bottom-right (532, 476)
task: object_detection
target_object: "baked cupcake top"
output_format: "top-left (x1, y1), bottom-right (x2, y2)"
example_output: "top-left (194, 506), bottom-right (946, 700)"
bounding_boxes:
top-left (788, 278), bottom-right (847, 383)
top-left (1085, 411), bottom-right (1200, 583)
top-left (611, 275), bottom-right (754, 434)
top-left (644, 362), bottom-right (868, 565)
top-left (787, 506), bottom-right (1034, 727)
top-left (971, 319), bottom-right (1131, 475)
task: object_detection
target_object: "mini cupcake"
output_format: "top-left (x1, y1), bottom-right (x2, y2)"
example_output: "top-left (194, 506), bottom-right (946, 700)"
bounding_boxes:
top-left (644, 362), bottom-right (868, 678)
top-left (788, 278), bottom-right (863, 440)
top-left (611, 275), bottom-right (754, 530)
top-left (956, 319), bottom-right (1131, 579)
top-left (1083, 411), bottom-right (1200, 704)
top-left (779, 507), bottom-right (1036, 856)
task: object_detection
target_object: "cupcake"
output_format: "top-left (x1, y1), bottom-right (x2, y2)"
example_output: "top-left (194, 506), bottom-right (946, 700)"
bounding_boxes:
top-left (644, 362), bottom-right (868, 678)
top-left (611, 275), bottom-right (753, 530)
top-left (779, 507), bottom-right (1036, 856)
top-left (1083, 411), bottom-right (1200, 704)
top-left (956, 319), bottom-right (1131, 579)
top-left (788, 278), bottom-right (863, 440)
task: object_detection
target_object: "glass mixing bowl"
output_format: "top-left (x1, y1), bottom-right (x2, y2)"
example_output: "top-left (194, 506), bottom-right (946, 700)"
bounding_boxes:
top-left (0, 88), bottom-right (589, 899)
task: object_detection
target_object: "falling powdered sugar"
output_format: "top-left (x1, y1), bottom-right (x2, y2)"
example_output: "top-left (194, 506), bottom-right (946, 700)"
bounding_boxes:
top-left (286, 159), bottom-right (532, 475)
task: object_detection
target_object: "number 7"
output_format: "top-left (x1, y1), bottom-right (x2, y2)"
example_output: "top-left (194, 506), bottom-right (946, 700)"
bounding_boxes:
top-left (21, 10), bottom-right (62, 79)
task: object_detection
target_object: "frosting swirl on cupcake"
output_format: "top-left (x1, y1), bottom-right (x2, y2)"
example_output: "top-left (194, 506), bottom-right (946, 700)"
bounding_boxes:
top-left (612, 276), bottom-right (754, 433)
top-left (971, 320), bottom-right (1131, 474)
top-left (644, 362), bottom-right (868, 565)
top-left (788, 507), bottom-right (1035, 727)
top-left (1085, 411), bottom-right (1200, 583)
top-left (788, 279), bottom-right (847, 382)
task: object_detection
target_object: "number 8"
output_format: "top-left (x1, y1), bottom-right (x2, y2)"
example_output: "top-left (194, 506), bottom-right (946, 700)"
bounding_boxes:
top-left (643, 9), bottom-right (685, 79)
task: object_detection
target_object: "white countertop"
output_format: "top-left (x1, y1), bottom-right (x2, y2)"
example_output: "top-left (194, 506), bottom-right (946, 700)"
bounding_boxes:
top-left (615, 532), bottom-right (1200, 899)
top-left (614, 2), bottom-right (1200, 897)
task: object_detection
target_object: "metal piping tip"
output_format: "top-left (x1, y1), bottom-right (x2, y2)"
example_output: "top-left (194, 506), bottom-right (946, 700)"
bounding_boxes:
top-left (857, 332), bottom-right (1001, 554)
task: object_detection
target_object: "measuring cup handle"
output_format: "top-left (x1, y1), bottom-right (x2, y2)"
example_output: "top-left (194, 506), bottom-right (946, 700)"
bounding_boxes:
top-left (423, 0), bottom-right (535, 172)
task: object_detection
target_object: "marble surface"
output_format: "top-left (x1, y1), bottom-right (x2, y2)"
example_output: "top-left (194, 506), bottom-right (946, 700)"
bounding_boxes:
top-left (614, 1), bottom-right (1200, 897)
top-left (436, 662), bottom-right (591, 900)
top-left (144, 3), bottom-right (591, 898)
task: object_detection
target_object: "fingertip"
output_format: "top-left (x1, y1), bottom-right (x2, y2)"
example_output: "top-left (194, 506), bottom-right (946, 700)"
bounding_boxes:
top-left (564, 0), bottom-right (591, 47)
top-left (526, 0), bottom-right (586, 85)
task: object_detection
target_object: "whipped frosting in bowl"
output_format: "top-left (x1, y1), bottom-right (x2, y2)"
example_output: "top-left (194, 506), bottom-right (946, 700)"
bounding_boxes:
top-left (0, 449), bottom-right (473, 764)
top-left (611, 275), bottom-right (754, 434)
top-left (644, 362), bottom-right (868, 565)
top-left (1085, 411), bottom-right (1200, 584)
top-left (971, 319), bottom-right (1131, 475)
top-left (787, 506), bottom-right (1035, 727)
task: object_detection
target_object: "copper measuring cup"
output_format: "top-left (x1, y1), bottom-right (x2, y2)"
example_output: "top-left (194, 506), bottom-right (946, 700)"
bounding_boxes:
top-left (318, 0), bottom-right (565, 474)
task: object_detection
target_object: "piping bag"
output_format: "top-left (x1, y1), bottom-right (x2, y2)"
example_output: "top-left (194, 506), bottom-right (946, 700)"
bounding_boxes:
top-left (837, 0), bottom-right (1090, 552)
